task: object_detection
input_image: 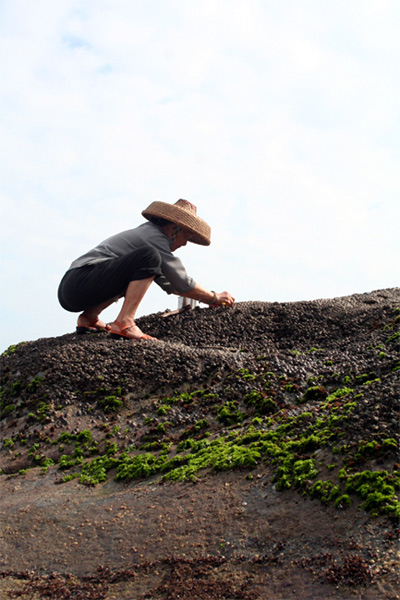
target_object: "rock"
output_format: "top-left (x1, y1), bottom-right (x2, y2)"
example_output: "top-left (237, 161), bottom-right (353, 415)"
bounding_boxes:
top-left (0, 288), bottom-right (399, 600)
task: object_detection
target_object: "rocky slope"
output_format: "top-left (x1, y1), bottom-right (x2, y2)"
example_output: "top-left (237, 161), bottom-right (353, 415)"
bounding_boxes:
top-left (0, 288), bottom-right (399, 599)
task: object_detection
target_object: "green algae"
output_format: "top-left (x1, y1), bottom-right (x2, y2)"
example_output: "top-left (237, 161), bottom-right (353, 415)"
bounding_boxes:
top-left (344, 470), bottom-right (400, 517)
top-left (217, 401), bottom-right (246, 425)
top-left (334, 494), bottom-right (351, 509)
top-left (3, 306), bottom-right (398, 518)
top-left (65, 386), bottom-right (356, 491)
top-left (1, 342), bottom-right (26, 357)
top-left (99, 394), bottom-right (123, 412)
top-left (300, 385), bottom-right (327, 403)
top-left (244, 390), bottom-right (276, 415)
top-left (387, 331), bottom-right (400, 344)
top-left (325, 387), bottom-right (354, 403)
top-left (310, 480), bottom-right (340, 503)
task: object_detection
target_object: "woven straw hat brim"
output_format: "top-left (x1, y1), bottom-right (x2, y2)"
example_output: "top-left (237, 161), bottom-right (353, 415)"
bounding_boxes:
top-left (142, 201), bottom-right (211, 246)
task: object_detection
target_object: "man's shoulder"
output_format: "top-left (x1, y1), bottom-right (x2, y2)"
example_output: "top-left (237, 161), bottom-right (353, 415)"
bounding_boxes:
top-left (137, 222), bottom-right (171, 250)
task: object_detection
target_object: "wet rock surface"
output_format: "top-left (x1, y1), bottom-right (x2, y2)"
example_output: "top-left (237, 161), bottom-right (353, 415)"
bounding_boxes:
top-left (0, 288), bottom-right (399, 599)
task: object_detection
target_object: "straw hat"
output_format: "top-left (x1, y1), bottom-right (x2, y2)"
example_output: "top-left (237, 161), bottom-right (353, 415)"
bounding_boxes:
top-left (142, 199), bottom-right (211, 246)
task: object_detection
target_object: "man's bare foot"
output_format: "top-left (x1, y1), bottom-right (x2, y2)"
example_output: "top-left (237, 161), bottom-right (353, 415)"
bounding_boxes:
top-left (109, 321), bottom-right (157, 341)
top-left (77, 315), bottom-right (110, 331)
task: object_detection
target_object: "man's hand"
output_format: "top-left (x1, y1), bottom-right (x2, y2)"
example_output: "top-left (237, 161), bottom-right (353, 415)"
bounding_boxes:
top-left (213, 291), bottom-right (235, 307)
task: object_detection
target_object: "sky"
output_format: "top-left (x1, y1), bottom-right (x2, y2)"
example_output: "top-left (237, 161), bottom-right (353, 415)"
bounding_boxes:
top-left (1, 0), bottom-right (399, 352)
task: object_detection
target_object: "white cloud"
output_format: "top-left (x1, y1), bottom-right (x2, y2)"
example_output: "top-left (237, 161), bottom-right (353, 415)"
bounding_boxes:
top-left (0, 0), bottom-right (399, 351)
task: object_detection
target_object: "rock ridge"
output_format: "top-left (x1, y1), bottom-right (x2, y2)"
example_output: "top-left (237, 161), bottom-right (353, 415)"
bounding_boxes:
top-left (0, 288), bottom-right (399, 599)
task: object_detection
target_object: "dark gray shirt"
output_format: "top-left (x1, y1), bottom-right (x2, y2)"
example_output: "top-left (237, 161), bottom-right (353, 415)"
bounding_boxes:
top-left (67, 222), bottom-right (196, 295)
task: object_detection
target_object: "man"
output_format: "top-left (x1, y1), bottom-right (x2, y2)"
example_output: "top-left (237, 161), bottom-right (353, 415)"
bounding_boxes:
top-left (58, 199), bottom-right (235, 340)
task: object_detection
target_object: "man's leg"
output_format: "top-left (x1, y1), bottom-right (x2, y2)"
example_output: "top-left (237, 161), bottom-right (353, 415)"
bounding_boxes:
top-left (110, 276), bottom-right (156, 339)
top-left (59, 246), bottom-right (161, 336)
top-left (77, 297), bottom-right (119, 330)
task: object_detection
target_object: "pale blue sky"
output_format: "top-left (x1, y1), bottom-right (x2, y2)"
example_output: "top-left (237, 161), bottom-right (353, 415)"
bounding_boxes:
top-left (1, 0), bottom-right (399, 352)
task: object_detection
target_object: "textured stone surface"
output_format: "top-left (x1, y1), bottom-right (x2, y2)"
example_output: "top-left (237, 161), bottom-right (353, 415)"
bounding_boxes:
top-left (0, 288), bottom-right (399, 599)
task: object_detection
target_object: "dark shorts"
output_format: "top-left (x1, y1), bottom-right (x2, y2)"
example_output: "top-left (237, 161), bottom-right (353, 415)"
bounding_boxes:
top-left (58, 246), bottom-right (162, 312)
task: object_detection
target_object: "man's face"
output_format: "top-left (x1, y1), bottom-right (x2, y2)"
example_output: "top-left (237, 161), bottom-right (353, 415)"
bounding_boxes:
top-left (170, 228), bottom-right (193, 251)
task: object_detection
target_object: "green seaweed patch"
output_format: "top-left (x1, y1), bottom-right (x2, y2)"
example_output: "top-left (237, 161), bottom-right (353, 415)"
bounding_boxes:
top-left (40, 359), bottom-right (398, 520)
top-left (26, 376), bottom-right (44, 393)
top-left (326, 387), bottom-right (354, 402)
top-left (59, 454), bottom-right (80, 469)
top-left (40, 457), bottom-right (55, 474)
top-left (334, 494), bottom-right (351, 509)
top-left (344, 469), bottom-right (400, 517)
top-left (163, 389), bottom-right (219, 406)
top-left (1, 342), bottom-right (26, 357)
top-left (55, 430), bottom-right (100, 472)
top-left (355, 373), bottom-right (372, 384)
top-left (310, 480), bottom-right (340, 504)
top-left (1, 374), bottom-right (51, 423)
top-left (244, 390), bottom-right (276, 415)
top-left (99, 395), bottom-right (123, 412)
top-left (140, 441), bottom-right (172, 452)
top-left (300, 386), bottom-right (328, 404)
top-left (387, 332), bottom-right (400, 344)
top-left (80, 454), bottom-right (119, 485)
top-left (354, 438), bottom-right (398, 462)
top-left (363, 378), bottom-right (381, 386)
top-left (273, 457), bottom-right (318, 491)
top-left (216, 401), bottom-right (246, 425)
top-left (11, 380), bottom-right (23, 397)
top-left (60, 473), bottom-right (80, 483)
top-left (235, 368), bottom-right (256, 381)
top-left (27, 443), bottom-right (55, 470)
top-left (178, 419), bottom-right (210, 442)
top-left (55, 430), bottom-right (94, 446)
top-left (283, 384), bottom-right (298, 393)
top-left (3, 437), bottom-right (14, 448)
top-left (343, 401), bottom-right (356, 414)
top-left (36, 401), bottom-right (51, 423)
top-left (162, 441), bottom-right (261, 482)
